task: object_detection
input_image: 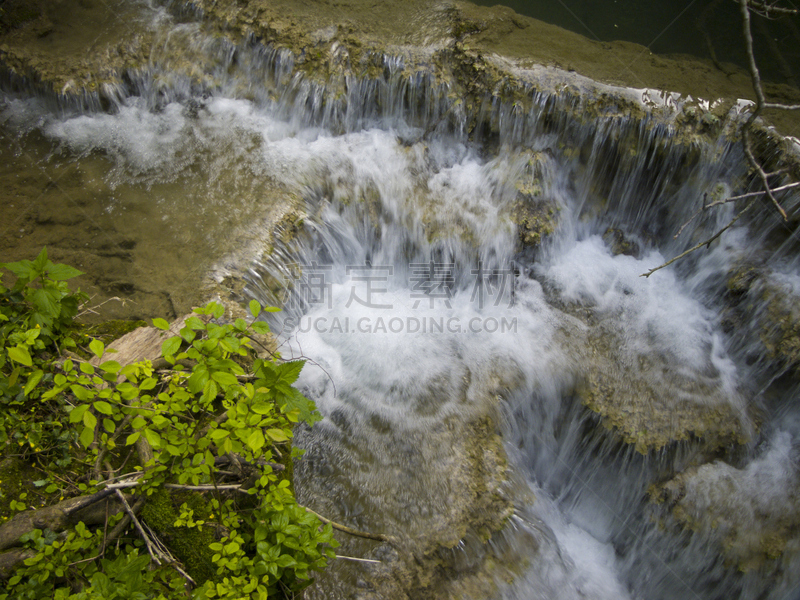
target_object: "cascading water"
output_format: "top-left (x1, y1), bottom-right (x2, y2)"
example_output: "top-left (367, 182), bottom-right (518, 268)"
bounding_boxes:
top-left (2, 2), bottom-right (799, 598)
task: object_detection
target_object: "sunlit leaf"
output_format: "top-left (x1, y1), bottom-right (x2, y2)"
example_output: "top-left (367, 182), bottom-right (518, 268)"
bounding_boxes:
top-left (99, 360), bottom-right (121, 374)
top-left (46, 263), bottom-right (83, 281)
top-left (266, 428), bottom-right (289, 443)
top-left (143, 429), bottom-right (161, 448)
top-left (79, 426), bottom-right (94, 448)
top-left (211, 371), bottom-right (238, 387)
top-left (23, 369), bottom-right (43, 396)
top-left (247, 429), bottom-right (265, 452)
top-left (89, 339), bottom-right (104, 359)
top-left (83, 411), bottom-right (97, 430)
top-left (69, 384), bottom-right (90, 401)
top-left (93, 400), bottom-right (113, 415)
top-left (8, 346), bottom-right (32, 367)
top-left (162, 336), bottom-right (182, 358)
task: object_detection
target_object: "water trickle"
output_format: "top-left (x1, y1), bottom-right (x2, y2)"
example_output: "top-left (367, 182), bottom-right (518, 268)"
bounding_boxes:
top-left (2, 7), bottom-right (800, 598)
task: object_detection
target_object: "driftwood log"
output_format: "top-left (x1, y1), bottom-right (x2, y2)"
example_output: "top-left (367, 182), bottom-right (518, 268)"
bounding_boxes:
top-left (0, 492), bottom-right (134, 576)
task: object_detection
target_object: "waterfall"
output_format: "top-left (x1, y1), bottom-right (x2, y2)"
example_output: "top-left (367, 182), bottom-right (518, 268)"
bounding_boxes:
top-left (2, 2), bottom-right (800, 598)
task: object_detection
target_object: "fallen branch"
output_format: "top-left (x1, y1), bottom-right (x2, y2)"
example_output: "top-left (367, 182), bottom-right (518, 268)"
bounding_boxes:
top-left (0, 493), bottom-right (129, 553)
top-left (303, 507), bottom-right (396, 544)
top-left (643, 0), bottom-right (798, 277)
top-left (101, 497), bottom-right (145, 555)
top-left (115, 490), bottom-right (159, 563)
top-left (642, 199), bottom-right (757, 277)
top-left (142, 521), bottom-right (196, 586)
top-left (335, 555), bottom-right (382, 564)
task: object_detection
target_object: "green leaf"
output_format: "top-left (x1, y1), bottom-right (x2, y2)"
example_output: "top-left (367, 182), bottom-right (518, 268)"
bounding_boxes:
top-left (251, 401), bottom-right (273, 415)
top-left (99, 360), bottom-right (121, 374)
top-left (7, 366), bottom-right (20, 387)
top-left (278, 360), bottom-right (306, 385)
top-left (247, 429), bottom-right (265, 452)
top-left (103, 419), bottom-right (116, 433)
top-left (93, 401), bottom-right (113, 415)
top-left (249, 300), bottom-right (261, 318)
top-left (165, 445), bottom-right (181, 456)
top-left (186, 316), bottom-right (206, 330)
top-left (79, 361), bottom-right (95, 375)
top-left (126, 432), bottom-right (141, 445)
top-left (276, 554), bottom-right (297, 568)
top-left (250, 321), bottom-right (270, 335)
top-left (266, 428), bottom-right (289, 443)
top-left (70, 384), bottom-right (90, 401)
top-left (210, 429), bottom-right (229, 441)
top-left (143, 429), bottom-right (161, 448)
top-left (79, 426), bottom-right (94, 448)
top-left (23, 369), bottom-right (44, 396)
top-left (162, 336), bottom-right (182, 358)
top-left (8, 345), bottom-right (32, 367)
top-left (202, 380), bottom-right (218, 403)
top-left (83, 411), bottom-right (97, 430)
top-left (211, 371), bottom-right (238, 387)
top-left (32, 247), bottom-right (48, 274)
top-left (211, 303), bottom-right (225, 319)
top-left (282, 388), bottom-right (321, 426)
top-left (31, 287), bottom-right (61, 318)
top-left (45, 263), bottom-right (83, 281)
top-left (89, 339), bottom-right (104, 359)
top-left (2, 258), bottom-right (35, 282)
top-left (152, 318), bottom-right (170, 330)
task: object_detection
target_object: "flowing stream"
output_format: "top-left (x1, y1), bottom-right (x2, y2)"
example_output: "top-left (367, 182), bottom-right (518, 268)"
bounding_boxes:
top-left (2, 2), bottom-right (800, 599)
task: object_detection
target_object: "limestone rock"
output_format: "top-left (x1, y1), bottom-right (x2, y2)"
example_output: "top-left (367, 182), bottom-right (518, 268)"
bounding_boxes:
top-left (651, 431), bottom-right (800, 571)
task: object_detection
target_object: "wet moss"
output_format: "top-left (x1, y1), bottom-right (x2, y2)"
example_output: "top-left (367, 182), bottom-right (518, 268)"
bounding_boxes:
top-left (83, 319), bottom-right (148, 344)
top-left (511, 199), bottom-right (558, 248)
top-left (0, 458), bottom-right (36, 524)
top-left (602, 227), bottom-right (640, 257)
top-left (140, 488), bottom-right (217, 584)
top-left (651, 463), bottom-right (800, 572)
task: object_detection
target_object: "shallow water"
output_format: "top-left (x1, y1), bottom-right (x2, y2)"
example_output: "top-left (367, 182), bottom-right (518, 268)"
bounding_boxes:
top-left (471, 0), bottom-right (800, 88)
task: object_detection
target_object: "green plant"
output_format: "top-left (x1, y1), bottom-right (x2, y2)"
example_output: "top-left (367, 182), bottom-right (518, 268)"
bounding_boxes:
top-left (0, 252), bottom-right (336, 599)
top-left (0, 248), bottom-right (86, 463)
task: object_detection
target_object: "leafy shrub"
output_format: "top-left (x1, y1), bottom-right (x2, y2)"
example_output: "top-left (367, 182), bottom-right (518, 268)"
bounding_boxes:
top-left (0, 251), bottom-right (337, 599)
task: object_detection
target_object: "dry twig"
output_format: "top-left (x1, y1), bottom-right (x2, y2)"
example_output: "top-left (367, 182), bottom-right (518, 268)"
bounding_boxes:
top-left (643, 0), bottom-right (799, 277)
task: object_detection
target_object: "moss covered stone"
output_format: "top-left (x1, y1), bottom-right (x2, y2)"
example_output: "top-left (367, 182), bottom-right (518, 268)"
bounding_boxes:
top-left (140, 488), bottom-right (217, 584)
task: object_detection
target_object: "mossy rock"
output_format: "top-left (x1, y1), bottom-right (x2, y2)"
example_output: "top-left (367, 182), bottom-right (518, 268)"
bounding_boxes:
top-left (602, 227), bottom-right (640, 257)
top-left (512, 198), bottom-right (558, 248)
top-left (140, 488), bottom-right (218, 584)
top-left (651, 454), bottom-right (800, 572)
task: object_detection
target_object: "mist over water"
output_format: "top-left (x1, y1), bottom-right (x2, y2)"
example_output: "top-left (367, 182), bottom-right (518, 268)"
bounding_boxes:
top-left (2, 4), bottom-right (800, 597)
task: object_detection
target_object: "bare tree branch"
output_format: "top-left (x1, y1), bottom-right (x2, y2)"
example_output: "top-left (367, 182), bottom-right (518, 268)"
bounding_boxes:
top-left (642, 199), bottom-right (757, 277)
top-left (643, 0), bottom-right (798, 276)
top-left (303, 506), bottom-right (397, 544)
